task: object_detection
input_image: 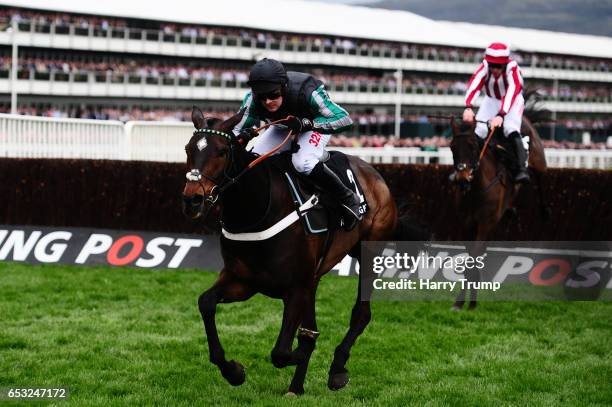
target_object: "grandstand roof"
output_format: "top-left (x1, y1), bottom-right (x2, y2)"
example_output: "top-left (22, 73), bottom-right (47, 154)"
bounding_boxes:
top-left (4, 0), bottom-right (612, 59)
top-left (444, 22), bottom-right (612, 59)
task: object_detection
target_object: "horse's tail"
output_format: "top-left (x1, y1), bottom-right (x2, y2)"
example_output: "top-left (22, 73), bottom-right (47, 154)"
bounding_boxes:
top-left (520, 86), bottom-right (549, 172)
top-left (523, 86), bottom-right (551, 124)
top-left (393, 212), bottom-right (432, 241)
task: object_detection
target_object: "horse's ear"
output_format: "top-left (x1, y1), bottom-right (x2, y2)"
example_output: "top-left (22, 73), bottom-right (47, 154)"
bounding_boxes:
top-left (450, 115), bottom-right (458, 134)
top-left (191, 105), bottom-right (206, 129)
top-left (217, 107), bottom-right (246, 134)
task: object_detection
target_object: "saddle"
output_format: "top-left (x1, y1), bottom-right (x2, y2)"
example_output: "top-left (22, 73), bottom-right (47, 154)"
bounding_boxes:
top-left (269, 151), bottom-right (369, 233)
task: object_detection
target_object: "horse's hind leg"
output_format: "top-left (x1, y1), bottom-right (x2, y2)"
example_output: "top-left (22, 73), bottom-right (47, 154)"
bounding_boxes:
top-left (328, 268), bottom-right (372, 391)
top-left (198, 272), bottom-right (254, 386)
top-left (287, 288), bottom-right (319, 395)
top-left (532, 169), bottom-right (551, 221)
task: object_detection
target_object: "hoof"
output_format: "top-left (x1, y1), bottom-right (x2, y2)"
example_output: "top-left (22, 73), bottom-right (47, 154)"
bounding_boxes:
top-left (467, 303), bottom-right (477, 311)
top-left (328, 371), bottom-right (349, 391)
top-left (271, 350), bottom-right (293, 369)
top-left (450, 305), bottom-right (462, 312)
top-left (287, 384), bottom-right (305, 395)
top-left (221, 360), bottom-right (245, 386)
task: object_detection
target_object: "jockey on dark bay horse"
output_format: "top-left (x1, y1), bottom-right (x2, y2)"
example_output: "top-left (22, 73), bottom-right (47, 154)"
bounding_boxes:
top-left (233, 58), bottom-right (363, 230)
top-left (463, 42), bottom-right (530, 183)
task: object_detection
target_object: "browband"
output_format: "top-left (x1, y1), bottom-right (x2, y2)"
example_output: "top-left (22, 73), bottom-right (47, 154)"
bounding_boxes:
top-left (193, 128), bottom-right (234, 142)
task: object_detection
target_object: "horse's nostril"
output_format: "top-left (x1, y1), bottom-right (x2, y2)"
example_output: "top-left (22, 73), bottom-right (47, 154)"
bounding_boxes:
top-left (182, 194), bottom-right (204, 209)
top-left (191, 194), bottom-right (204, 206)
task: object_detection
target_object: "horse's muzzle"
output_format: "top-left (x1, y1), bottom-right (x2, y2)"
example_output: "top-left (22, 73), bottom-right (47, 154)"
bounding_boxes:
top-left (452, 166), bottom-right (474, 191)
top-left (182, 193), bottom-right (205, 219)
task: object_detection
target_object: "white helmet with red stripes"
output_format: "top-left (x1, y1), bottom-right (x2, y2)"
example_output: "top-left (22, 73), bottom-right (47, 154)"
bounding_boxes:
top-left (484, 42), bottom-right (511, 64)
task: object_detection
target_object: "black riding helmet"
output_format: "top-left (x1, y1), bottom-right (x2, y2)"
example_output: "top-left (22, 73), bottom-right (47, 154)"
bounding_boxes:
top-left (247, 58), bottom-right (288, 94)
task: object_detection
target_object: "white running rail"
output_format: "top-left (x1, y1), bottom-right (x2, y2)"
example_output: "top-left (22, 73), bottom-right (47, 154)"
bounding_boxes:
top-left (0, 114), bottom-right (126, 160)
top-left (124, 121), bottom-right (193, 162)
top-left (1, 114), bottom-right (611, 169)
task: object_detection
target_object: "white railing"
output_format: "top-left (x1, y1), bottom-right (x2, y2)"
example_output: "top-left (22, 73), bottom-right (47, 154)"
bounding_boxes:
top-left (331, 147), bottom-right (612, 169)
top-left (544, 148), bottom-right (612, 169)
top-left (0, 114), bottom-right (126, 159)
top-left (329, 147), bottom-right (454, 165)
top-left (124, 121), bottom-right (193, 162)
top-left (0, 115), bottom-right (610, 169)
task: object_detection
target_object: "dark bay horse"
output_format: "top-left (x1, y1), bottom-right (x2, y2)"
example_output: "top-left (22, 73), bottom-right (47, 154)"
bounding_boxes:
top-left (182, 107), bottom-right (421, 395)
top-left (449, 116), bottom-right (547, 310)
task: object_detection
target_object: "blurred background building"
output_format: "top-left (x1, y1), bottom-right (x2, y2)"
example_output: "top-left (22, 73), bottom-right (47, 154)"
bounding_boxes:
top-left (0, 0), bottom-right (610, 151)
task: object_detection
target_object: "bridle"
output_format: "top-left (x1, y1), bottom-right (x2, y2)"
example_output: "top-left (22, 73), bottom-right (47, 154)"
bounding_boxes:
top-left (452, 131), bottom-right (480, 176)
top-left (185, 117), bottom-right (297, 212)
top-left (186, 128), bottom-right (237, 207)
top-left (452, 122), bottom-right (496, 179)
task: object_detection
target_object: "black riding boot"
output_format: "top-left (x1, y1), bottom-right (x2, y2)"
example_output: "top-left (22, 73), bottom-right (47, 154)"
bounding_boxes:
top-left (309, 162), bottom-right (363, 230)
top-left (510, 131), bottom-right (530, 184)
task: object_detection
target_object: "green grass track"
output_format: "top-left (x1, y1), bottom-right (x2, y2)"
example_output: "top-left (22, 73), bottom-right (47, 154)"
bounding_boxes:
top-left (0, 262), bottom-right (611, 406)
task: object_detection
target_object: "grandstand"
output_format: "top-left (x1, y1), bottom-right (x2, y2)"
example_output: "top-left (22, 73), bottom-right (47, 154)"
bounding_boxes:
top-left (0, 0), bottom-right (610, 163)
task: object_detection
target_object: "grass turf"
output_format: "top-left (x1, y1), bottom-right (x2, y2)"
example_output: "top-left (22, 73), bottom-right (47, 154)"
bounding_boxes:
top-left (0, 262), bottom-right (611, 406)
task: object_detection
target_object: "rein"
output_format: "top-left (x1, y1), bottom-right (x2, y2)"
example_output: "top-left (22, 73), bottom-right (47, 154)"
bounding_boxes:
top-left (248, 117), bottom-right (297, 169)
top-left (428, 114), bottom-right (494, 167)
top-left (187, 116), bottom-right (297, 211)
top-left (478, 126), bottom-right (496, 163)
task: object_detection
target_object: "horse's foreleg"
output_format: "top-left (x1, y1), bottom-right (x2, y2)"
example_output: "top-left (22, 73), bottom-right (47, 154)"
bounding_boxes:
top-left (287, 289), bottom-right (318, 395)
top-left (270, 290), bottom-right (305, 369)
top-left (198, 273), bottom-right (253, 386)
top-left (452, 289), bottom-right (467, 311)
top-left (453, 222), bottom-right (477, 311)
top-left (467, 228), bottom-right (491, 310)
top-left (466, 265), bottom-right (481, 310)
top-left (328, 274), bottom-right (371, 391)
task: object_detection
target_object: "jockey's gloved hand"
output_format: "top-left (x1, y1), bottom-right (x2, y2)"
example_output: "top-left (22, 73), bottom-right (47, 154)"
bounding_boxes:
top-left (237, 128), bottom-right (258, 144)
top-left (490, 115), bottom-right (504, 129)
top-left (286, 116), bottom-right (313, 134)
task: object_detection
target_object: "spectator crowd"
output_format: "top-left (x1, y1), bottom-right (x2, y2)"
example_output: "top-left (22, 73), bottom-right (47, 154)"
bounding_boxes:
top-left (0, 55), bottom-right (610, 102)
top-left (1, 6), bottom-right (610, 73)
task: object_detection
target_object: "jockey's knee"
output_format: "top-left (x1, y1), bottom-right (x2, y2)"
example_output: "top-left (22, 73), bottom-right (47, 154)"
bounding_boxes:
top-left (507, 130), bottom-right (520, 138)
top-left (475, 123), bottom-right (488, 139)
top-left (291, 156), bottom-right (318, 175)
top-left (504, 127), bottom-right (521, 138)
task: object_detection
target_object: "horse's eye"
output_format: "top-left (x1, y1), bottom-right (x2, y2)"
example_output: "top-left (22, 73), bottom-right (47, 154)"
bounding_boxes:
top-left (217, 148), bottom-right (228, 157)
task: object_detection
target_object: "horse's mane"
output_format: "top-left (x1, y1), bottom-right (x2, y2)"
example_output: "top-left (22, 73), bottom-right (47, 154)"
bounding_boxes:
top-left (206, 117), bottom-right (223, 128)
top-left (458, 121), bottom-right (475, 135)
top-left (523, 86), bottom-right (551, 124)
